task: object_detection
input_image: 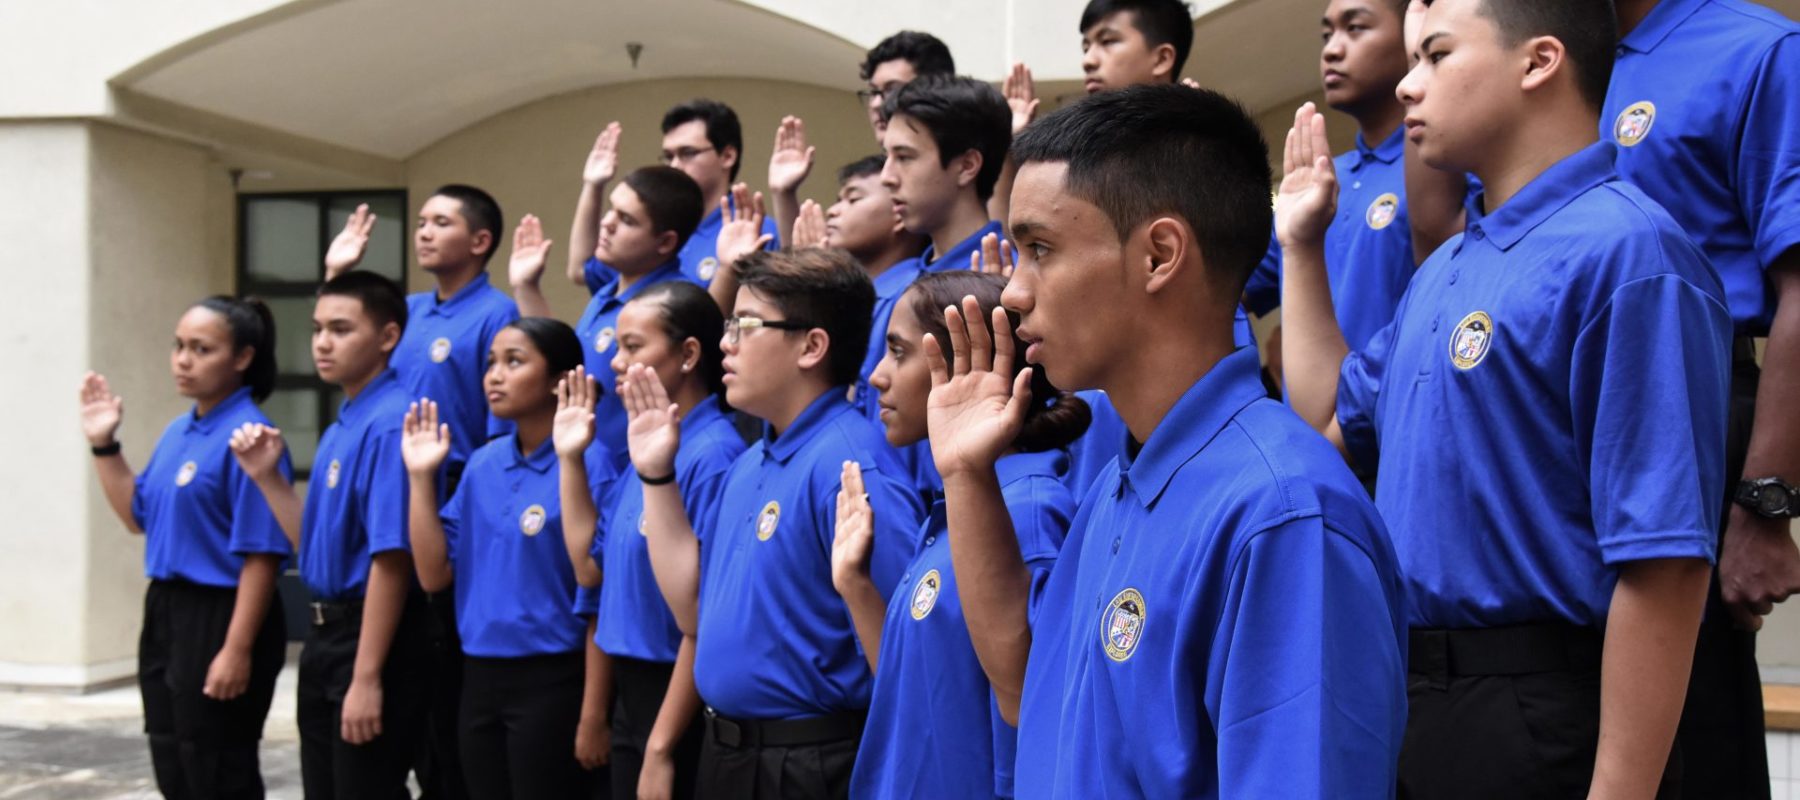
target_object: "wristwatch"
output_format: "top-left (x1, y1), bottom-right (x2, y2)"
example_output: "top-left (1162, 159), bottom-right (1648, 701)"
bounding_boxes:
top-left (1734, 477), bottom-right (1800, 519)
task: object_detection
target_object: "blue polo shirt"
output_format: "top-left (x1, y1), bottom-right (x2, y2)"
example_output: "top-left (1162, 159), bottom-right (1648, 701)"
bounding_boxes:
top-left (1016, 348), bottom-right (1406, 798)
top-left (391, 276), bottom-right (520, 473)
top-left (1604, 0), bottom-right (1800, 335)
top-left (442, 434), bottom-right (616, 658)
top-left (921, 220), bottom-right (1005, 273)
top-left (573, 585), bottom-right (598, 619)
top-left (1338, 142), bottom-right (1732, 629)
top-left (132, 387), bottom-right (293, 587)
top-left (594, 396), bottom-right (745, 662)
top-left (300, 368), bottom-right (413, 601)
top-left (575, 258), bottom-right (690, 466)
top-left (853, 450), bottom-right (1073, 800)
top-left (693, 389), bottom-right (925, 720)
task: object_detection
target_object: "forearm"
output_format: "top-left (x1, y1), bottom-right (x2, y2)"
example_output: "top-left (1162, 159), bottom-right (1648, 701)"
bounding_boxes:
top-left (707, 262), bottom-right (741, 317)
top-left (1743, 252), bottom-right (1800, 481)
top-left (941, 469), bottom-right (1034, 723)
top-left (352, 551), bottom-right (413, 684)
top-left (771, 190), bottom-right (799, 252)
top-left (641, 482), bottom-right (702, 635)
top-left (251, 473), bottom-right (302, 550)
top-left (1277, 238), bottom-right (1350, 434)
top-left (1589, 558), bottom-right (1711, 799)
top-left (221, 555), bottom-right (280, 655)
top-left (406, 475), bottom-right (452, 593)
top-left (1404, 142), bottom-right (1468, 264)
top-left (646, 635), bottom-right (701, 757)
top-left (92, 453), bottom-right (141, 533)
top-left (512, 278), bottom-right (553, 319)
top-left (580, 618), bottom-right (612, 727)
top-left (568, 183), bottom-right (605, 286)
top-left (837, 578), bottom-right (887, 672)
top-left (559, 454), bottom-right (603, 587)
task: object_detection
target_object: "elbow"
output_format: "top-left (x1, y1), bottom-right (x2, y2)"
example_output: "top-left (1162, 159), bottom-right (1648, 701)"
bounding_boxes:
top-left (995, 690), bottom-right (1021, 727)
top-left (576, 561), bottom-right (603, 589)
top-left (417, 569), bottom-right (451, 594)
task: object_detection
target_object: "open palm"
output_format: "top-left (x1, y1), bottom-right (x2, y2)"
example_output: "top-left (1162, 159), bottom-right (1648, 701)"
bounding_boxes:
top-left (925, 298), bottom-right (1032, 478)
top-left (229, 422), bottom-right (286, 481)
top-left (767, 116), bottom-right (815, 193)
top-left (716, 184), bottom-right (772, 270)
top-left (584, 122), bottom-right (622, 186)
top-left (622, 363), bottom-right (682, 477)
top-left (324, 204), bottom-right (375, 280)
top-left (553, 367), bottom-right (598, 458)
top-left (509, 214), bottom-right (554, 288)
top-left (78, 372), bottom-right (123, 446)
top-left (831, 460), bottom-right (875, 593)
top-left (401, 400), bottom-right (452, 477)
top-left (1274, 103), bottom-right (1338, 249)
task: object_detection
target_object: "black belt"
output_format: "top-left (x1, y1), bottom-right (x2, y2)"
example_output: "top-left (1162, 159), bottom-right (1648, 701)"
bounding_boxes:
top-left (1409, 623), bottom-right (1602, 689)
top-left (703, 706), bottom-right (865, 749)
top-left (310, 599), bottom-right (363, 627)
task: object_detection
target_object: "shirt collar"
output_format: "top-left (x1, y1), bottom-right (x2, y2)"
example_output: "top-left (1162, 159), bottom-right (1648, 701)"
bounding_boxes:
top-left (764, 388), bottom-right (852, 463)
top-left (996, 449), bottom-right (1068, 487)
top-left (1468, 141), bottom-right (1618, 252)
top-left (1622, 0), bottom-right (1706, 53)
top-left (187, 386), bottom-right (255, 434)
top-left (922, 220), bottom-right (1004, 269)
top-left (1355, 125), bottom-right (1405, 167)
top-left (597, 258), bottom-right (684, 304)
top-left (1116, 348), bottom-right (1267, 508)
top-left (695, 207), bottom-right (724, 236)
top-left (871, 257), bottom-right (924, 300)
top-left (505, 433), bottom-right (558, 474)
top-left (680, 395), bottom-right (726, 436)
top-left (424, 273), bottom-right (493, 317)
top-left (336, 368), bottom-right (402, 426)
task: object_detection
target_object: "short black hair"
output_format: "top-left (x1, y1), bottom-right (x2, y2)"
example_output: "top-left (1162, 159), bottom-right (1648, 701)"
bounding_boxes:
top-left (1080, 0), bottom-right (1196, 78)
top-left (1011, 83), bottom-right (1272, 298)
top-left (661, 99), bottom-right (745, 182)
top-left (734, 249), bottom-right (875, 387)
top-left (1427, 0), bottom-right (1616, 111)
top-left (837, 154), bottom-right (888, 185)
top-left (622, 166), bottom-right (706, 252)
top-left (429, 184), bottom-right (503, 266)
top-left (860, 31), bottom-right (956, 82)
top-left (319, 270), bottom-right (408, 333)
top-left (882, 75), bottom-right (1013, 202)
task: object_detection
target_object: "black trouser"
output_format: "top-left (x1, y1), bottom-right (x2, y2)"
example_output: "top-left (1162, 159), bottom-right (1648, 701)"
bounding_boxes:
top-left (1397, 623), bottom-right (1679, 799)
top-left (297, 592), bottom-right (430, 800)
top-left (610, 656), bottom-right (701, 800)
top-left (139, 579), bottom-right (286, 800)
top-left (1678, 349), bottom-right (1770, 800)
top-left (694, 707), bottom-right (864, 800)
top-left (415, 587), bottom-right (469, 800)
top-left (457, 651), bottom-right (588, 799)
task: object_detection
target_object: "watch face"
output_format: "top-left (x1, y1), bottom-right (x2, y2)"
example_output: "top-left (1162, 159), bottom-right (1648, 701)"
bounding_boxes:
top-left (1760, 488), bottom-right (1790, 516)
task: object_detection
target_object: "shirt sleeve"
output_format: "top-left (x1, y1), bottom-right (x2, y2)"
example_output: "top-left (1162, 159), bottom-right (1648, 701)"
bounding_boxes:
top-left (681, 451), bottom-right (734, 547)
top-left (1208, 518), bottom-right (1406, 799)
top-left (1336, 290), bottom-right (1410, 469)
top-left (572, 584), bottom-right (600, 619)
top-left (1736, 34), bottom-right (1800, 268)
top-left (361, 423), bottom-right (412, 556)
top-left (1572, 270), bottom-right (1731, 565)
top-left (584, 256), bottom-right (617, 296)
top-left (1009, 476), bottom-right (1074, 566)
top-left (227, 446), bottom-right (295, 557)
top-left (587, 448), bottom-right (621, 544)
top-left (1242, 229), bottom-right (1283, 317)
top-left (439, 469), bottom-right (466, 564)
top-left (130, 460), bottom-right (151, 531)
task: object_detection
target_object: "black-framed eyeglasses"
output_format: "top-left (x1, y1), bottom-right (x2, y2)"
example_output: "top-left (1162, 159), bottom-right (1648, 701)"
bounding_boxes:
top-left (660, 146), bottom-right (716, 165)
top-left (856, 82), bottom-right (905, 106)
top-left (726, 315), bottom-right (813, 345)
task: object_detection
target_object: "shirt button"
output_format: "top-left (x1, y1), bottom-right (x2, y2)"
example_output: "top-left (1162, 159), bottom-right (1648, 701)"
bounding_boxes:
top-left (1471, 228), bottom-right (1486, 241)
top-left (1353, 181), bottom-right (1363, 190)
top-left (1111, 537), bottom-right (1121, 554)
top-left (1449, 270), bottom-right (1459, 284)
top-left (924, 535), bottom-right (936, 546)
top-left (1431, 316), bottom-right (1440, 333)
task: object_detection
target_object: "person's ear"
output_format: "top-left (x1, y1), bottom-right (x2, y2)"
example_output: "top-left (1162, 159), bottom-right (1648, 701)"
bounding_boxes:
top-left (1141, 216), bottom-right (1191, 296)
top-left (379, 320), bottom-right (403, 355)
top-left (232, 345), bottom-right (256, 375)
top-left (1519, 35), bottom-right (1566, 95)
top-left (720, 145), bottom-right (740, 176)
top-left (953, 149), bottom-right (984, 191)
top-left (1151, 43), bottom-right (1178, 80)
top-left (655, 229), bottom-right (680, 259)
top-left (796, 328), bottom-right (831, 372)
top-left (469, 228), bottom-right (494, 262)
top-left (681, 336), bottom-right (702, 373)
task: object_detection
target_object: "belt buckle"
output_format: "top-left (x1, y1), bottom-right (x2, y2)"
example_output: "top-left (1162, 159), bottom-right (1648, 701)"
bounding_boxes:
top-left (310, 602), bottom-right (326, 627)
top-left (706, 707), bottom-right (743, 748)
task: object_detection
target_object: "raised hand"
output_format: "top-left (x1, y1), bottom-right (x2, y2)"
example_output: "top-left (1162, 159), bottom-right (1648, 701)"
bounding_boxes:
top-left (324, 203), bottom-right (375, 281)
top-left (229, 422), bottom-right (287, 481)
top-left (509, 214), bottom-right (555, 289)
top-left (716, 183), bottom-right (773, 270)
top-left (621, 363), bottom-right (682, 478)
top-left (767, 116), bottom-right (816, 194)
top-left (79, 372), bottom-right (124, 447)
top-left (1003, 63), bottom-right (1041, 135)
top-left (401, 400), bottom-right (452, 478)
top-left (831, 460), bottom-right (876, 594)
top-left (1275, 103), bottom-right (1338, 250)
top-left (925, 297), bottom-right (1033, 479)
top-left (584, 122), bottom-right (623, 187)
top-left (553, 367), bottom-right (599, 459)
top-left (792, 199), bottom-right (827, 250)
top-left (970, 233), bottom-right (1016, 279)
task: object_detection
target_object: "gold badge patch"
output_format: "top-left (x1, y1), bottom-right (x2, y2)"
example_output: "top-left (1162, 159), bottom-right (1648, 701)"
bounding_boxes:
top-left (755, 501), bottom-right (780, 541)
top-left (698, 257), bottom-right (720, 282)
top-left (326, 458), bottom-right (342, 489)
top-left (429, 337), bottom-right (452, 363)
top-left (909, 570), bottom-right (942, 620)
top-left (174, 460), bottom-right (198, 487)
top-left (1101, 588), bottom-right (1146, 662)
top-left (638, 512), bottom-right (648, 537)
top-left (1366, 193), bottom-right (1400, 230)
top-left (594, 327), bottom-right (616, 354)
top-left (1449, 310), bottom-right (1496, 370)
top-left (1614, 101), bottom-right (1656, 147)
top-left (519, 504), bottom-right (547, 536)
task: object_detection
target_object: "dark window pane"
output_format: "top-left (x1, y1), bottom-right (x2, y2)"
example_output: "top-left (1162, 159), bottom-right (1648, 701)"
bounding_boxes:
top-left (265, 296), bottom-right (317, 377)
top-left (245, 199), bottom-right (321, 282)
top-left (260, 388), bottom-right (321, 472)
top-left (327, 195), bottom-right (407, 282)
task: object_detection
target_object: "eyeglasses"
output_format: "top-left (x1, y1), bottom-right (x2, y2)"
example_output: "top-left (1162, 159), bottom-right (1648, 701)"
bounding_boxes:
top-left (660, 146), bottom-right (716, 165)
top-left (856, 82), bottom-right (905, 106)
top-left (725, 315), bottom-right (813, 345)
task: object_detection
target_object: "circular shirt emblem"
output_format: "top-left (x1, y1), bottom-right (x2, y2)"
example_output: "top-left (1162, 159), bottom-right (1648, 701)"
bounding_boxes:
top-left (698, 257), bottom-right (720, 282)
top-left (1614, 101), bottom-right (1656, 147)
top-left (325, 458), bottom-right (342, 489)
top-left (519, 504), bottom-right (547, 536)
top-left (909, 570), bottom-right (942, 620)
top-left (755, 500), bottom-right (780, 541)
top-left (174, 460), bottom-right (198, 487)
top-left (429, 337), bottom-right (452, 363)
top-left (593, 326), bottom-right (616, 354)
top-left (1449, 310), bottom-right (1496, 370)
top-left (1366, 193), bottom-right (1400, 230)
top-left (1102, 588), bottom-right (1146, 662)
top-left (638, 512), bottom-right (649, 537)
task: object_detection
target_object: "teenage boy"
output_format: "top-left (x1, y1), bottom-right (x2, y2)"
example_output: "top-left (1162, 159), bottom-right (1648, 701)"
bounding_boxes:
top-left (634, 249), bottom-right (924, 798)
top-left (1280, 0), bottom-right (1732, 796)
top-left (231, 272), bottom-right (430, 799)
top-left (823, 156), bottom-right (931, 416)
top-left (1604, 2), bottom-right (1800, 795)
top-left (880, 75), bottom-right (1012, 273)
top-left (930, 84), bottom-right (1407, 797)
top-left (1078, 0), bottom-right (1194, 93)
top-left (858, 31), bottom-right (956, 143)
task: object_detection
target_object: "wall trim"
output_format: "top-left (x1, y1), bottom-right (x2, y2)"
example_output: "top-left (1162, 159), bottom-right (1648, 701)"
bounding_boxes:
top-left (0, 658), bottom-right (137, 694)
